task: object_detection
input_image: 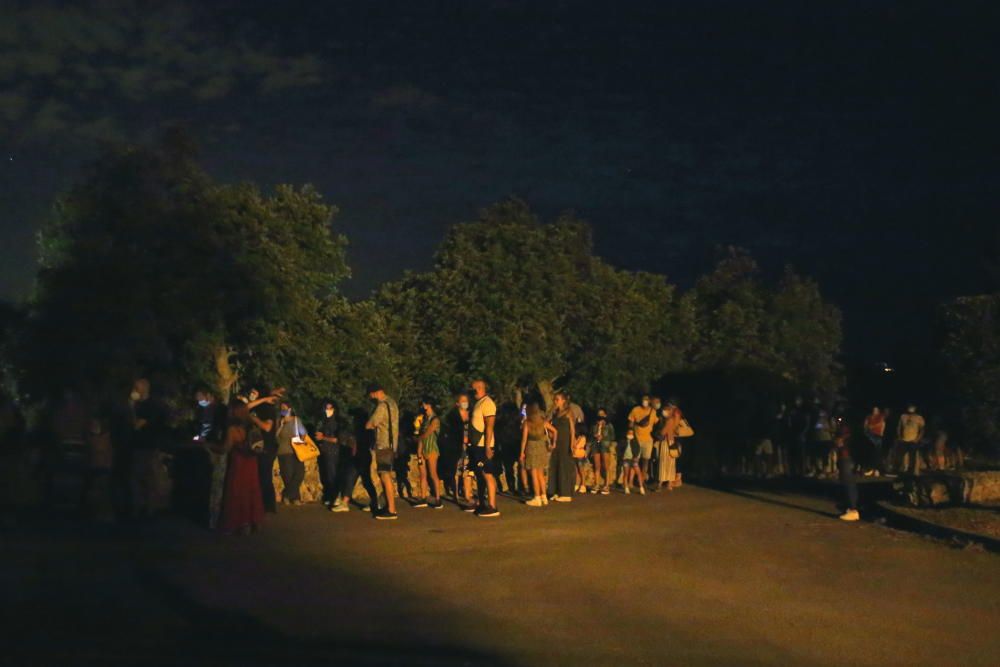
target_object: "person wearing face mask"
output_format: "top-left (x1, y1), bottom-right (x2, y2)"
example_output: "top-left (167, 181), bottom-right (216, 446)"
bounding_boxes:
top-left (315, 400), bottom-right (342, 508)
top-left (193, 387), bottom-right (230, 528)
top-left (622, 428), bottom-right (644, 494)
top-left (590, 409), bottom-right (616, 495)
top-left (275, 401), bottom-right (306, 506)
top-left (627, 395), bottom-right (658, 489)
top-left (655, 401), bottom-right (681, 491)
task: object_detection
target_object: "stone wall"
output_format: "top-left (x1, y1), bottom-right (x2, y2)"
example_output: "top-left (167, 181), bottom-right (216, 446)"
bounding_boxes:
top-left (894, 470), bottom-right (1000, 507)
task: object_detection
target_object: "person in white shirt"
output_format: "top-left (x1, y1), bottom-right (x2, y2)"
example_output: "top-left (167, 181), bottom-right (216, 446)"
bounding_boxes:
top-left (469, 378), bottom-right (500, 518)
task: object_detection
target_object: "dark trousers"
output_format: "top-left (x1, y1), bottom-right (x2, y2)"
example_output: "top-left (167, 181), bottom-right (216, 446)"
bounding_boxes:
top-left (318, 442), bottom-right (340, 504)
top-left (332, 445), bottom-right (357, 501)
top-left (349, 447), bottom-right (379, 510)
top-left (258, 449), bottom-right (277, 512)
top-left (547, 443), bottom-right (575, 498)
top-left (838, 455), bottom-right (858, 510)
top-left (277, 454), bottom-right (304, 502)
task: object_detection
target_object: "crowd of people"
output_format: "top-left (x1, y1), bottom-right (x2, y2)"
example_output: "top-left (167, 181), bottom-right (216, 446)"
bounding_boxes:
top-left (4, 375), bottom-right (964, 531)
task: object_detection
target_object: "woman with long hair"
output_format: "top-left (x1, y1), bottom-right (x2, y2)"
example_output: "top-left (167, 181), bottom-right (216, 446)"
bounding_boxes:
top-left (521, 403), bottom-right (557, 506)
top-left (275, 401), bottom-right (306, 506)
top-left (546, 392), bottom-right (577, 502)
top-left (221, 400), bottom-right (264, 534)
top-left (416, 398), bottom-right (444, 509)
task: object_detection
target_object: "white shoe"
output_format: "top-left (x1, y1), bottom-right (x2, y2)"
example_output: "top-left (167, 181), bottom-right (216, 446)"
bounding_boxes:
top-left (525, 497), bottom-right (543, 507)
top-left (839, 509), bottom-right (860, 522)
top-left (330, 503), bottom-right (349, 513)
top-left (625, 486), bottom-right (631, 495)
top-left (639, 486), bottom-right (646, 496)
top-left (541, 495), bottom-right (549, 506)
top-left (554, 496), bottom-right (572, 503)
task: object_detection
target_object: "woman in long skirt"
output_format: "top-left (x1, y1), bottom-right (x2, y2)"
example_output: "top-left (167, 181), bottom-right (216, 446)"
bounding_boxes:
top-left (221, 401), bottom-right (264, 535)
top-left (546, 392), bottom-right (577, 502)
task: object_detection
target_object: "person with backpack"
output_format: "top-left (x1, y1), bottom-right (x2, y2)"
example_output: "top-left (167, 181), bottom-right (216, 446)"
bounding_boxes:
top-left (365, 383), bottom-right (400, 520)
top-left (628, 395), bottom-right (659, 489)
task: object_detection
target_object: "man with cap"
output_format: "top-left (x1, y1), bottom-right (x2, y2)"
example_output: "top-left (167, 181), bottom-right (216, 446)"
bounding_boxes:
top-left (365, 383), bottom-right (400, 520)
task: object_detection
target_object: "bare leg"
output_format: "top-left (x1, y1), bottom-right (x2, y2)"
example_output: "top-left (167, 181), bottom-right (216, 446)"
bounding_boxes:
top-left (378, 471), bottom-right (396, 514)
top-left (417, 458), bottom-right (428, 499)
top-left (427, 453), bottom-right (441, 502)
top-left (485, 473), bottom-right (497, 508)
top-left (601, 453), bottom-right (612, 488)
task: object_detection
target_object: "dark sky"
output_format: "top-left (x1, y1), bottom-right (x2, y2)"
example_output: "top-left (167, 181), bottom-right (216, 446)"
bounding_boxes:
top-left (2, 0), bottom-right (997, 361)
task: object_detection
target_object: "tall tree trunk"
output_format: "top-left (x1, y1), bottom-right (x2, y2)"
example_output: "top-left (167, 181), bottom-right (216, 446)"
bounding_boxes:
top-left (536, 378), bottom-right (556, 413)
top-left (214, 345), bottom-right (238, 402)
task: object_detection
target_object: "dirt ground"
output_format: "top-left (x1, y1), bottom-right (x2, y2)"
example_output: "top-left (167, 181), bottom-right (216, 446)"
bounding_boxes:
top-left (4, 485), bottom-right (999, 666)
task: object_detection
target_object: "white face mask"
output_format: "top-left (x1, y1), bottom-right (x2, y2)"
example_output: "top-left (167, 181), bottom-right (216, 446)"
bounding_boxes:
top-left (662, 409), bottom-right (670, 417)
top-left (129, 391), bottom-right (141, 401)
top-left (459, 401), bottom-right (469, 410)
top-left (325, 409), bottom-right (334, 418)
top-left (641, 400), bottom-right (649, 408)
top-left (627, 434), bottom-right (634, 440)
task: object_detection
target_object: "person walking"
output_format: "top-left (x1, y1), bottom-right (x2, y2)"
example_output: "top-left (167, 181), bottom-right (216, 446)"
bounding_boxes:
top-left (521, 403), bottom-right (557, 506)
top-left (221, 400), bottom-right (264, 534)
top-left (590, 409), bottom-right (615, 495)
top-left (547, 392), bottom-right (577, 502)
top-left (275, 401), bottom-right (306, 506)
top-left (415, 398), bottom-right (443, 509)
top-left (469, 379), bottom-right (500, 518)
top-left (365, 383), bottom-right (400, 520)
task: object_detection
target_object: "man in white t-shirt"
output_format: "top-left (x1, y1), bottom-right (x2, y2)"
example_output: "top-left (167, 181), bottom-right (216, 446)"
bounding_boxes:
top-left (469, 378), bottom-right (500, 518)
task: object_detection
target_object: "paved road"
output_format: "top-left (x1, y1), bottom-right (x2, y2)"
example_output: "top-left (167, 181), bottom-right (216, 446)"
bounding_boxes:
top-left (4, 485), bottom-right (999, 666)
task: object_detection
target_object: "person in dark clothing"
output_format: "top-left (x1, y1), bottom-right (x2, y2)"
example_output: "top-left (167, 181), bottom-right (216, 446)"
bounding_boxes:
top-left (129, 378), bottom-right (170, 516)
top-left (248, 387), bottom-right (280, 513)
top-left (192, 387), bottom-right (227, 444)
top-left (835, 418), bottom-right (860, 521)
top-left (275, 400), bottom-right (306, 505)
top-left (546, 391), bottom-right (577, 501)
top-left (314, 400), bottom-right (342, 507)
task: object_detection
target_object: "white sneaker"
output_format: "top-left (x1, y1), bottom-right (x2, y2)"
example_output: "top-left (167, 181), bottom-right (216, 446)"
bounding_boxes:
top-left (554, 496), bottom-right (572, 503)
top-left (330, 503), bottom-right (349, 513)
top-left (525, 497), bottom-right (543, 507)
top-left (639, 486), bottom-right (646, 496)
top-left (625, 486), bottom-right (631, 495)
top-left (839, 509), bottom-right (860, 522)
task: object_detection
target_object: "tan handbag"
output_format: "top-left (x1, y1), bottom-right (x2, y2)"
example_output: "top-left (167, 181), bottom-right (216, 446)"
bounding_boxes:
top-left (572, 434), bottom-right (589, 459)
top-left (290, 421), bottom-right (320, 462)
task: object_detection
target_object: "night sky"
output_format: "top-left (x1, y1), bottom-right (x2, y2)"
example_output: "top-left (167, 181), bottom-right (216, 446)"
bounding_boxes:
top-left (2, 1), bottom-right (997, 362)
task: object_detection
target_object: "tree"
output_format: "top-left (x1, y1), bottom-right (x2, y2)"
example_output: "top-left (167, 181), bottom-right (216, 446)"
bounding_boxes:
top-left (19, 134), bottom-right (350, 407)
top-left (374, 198), bottom-right (693, 410)
top-left (938, 294), bottom-right (1000, 458)
top-left (689, 247), bottom-right (842, 397)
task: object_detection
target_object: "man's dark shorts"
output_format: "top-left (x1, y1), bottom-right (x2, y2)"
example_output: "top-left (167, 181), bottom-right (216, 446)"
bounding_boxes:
top-left (470, 445), bottom-right (499, 476)
top-left (375, 448), bottom-right (395, 473)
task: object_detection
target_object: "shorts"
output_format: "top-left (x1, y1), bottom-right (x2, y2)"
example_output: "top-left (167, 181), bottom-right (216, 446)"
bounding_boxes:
top-left (638, 440), bottom-right (655, 461)
top-left (592, 441), bottom-right (613, 455)
top-left (470, 445), bottom-right (499, 476)
top-left (375, 448), bottom-right (395, 473)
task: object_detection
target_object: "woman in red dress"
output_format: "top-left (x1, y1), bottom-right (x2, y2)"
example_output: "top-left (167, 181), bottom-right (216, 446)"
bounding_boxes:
top-left (221, 400), bottom-right (264, 535)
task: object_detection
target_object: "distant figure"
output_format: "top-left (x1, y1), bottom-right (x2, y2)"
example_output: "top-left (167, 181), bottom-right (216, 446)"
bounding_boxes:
top-left (521, 403), bottom-right (557, 507)
top-left (128, 378), bottom-right (169, 516)
top-left (469, 378), bottom-right (500, 518)
top-left (547, 391), bottom-right (577, 502)
top-left (275, 400), bottom-right (306, 507)
top-left (365, 383), bottom-right (400, 520)
top-left (895, 405), bottom-right (926, 475)
top-left (451, 393), bottom-right (475, 510)
top-left (194, 387), bottom-right (229, 529)
top-left (809, 409), bottom-right (834, 478)
top-left (862, 406), bottom-right (886, 476)
top-left (590, 409), bottom-right (615, 495)
top-left (835, 420), bottom-right (860, 522)
top-left (221, 400), bottom-right (264, 535)
top-left (82, 415), bottom-right (114, 522)
top-left (415, 398), bottom-right (443, 509)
